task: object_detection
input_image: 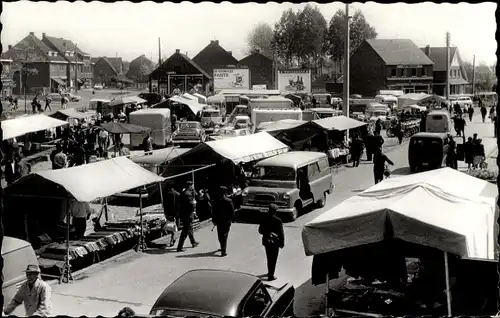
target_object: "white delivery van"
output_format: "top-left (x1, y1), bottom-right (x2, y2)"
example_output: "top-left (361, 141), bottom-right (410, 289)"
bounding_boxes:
top-left (426, 109), bottom-right (451, 133)
top-left (129, 108), bottom-right (171, 149)
top-left (375, 95), bottom-right (398, 108)
top-left (249, 97), bottom-right (293, 113)
top-left (251, 108), bottom-right (303, 132)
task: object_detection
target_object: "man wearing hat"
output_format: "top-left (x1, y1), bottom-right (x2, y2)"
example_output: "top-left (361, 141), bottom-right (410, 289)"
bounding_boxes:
top-left (3, 264), bottom-right (51, 316)
top-left (258, 204), bottom-right (285, 281)
top-left (212, 186), bottom-right (235, 257)
top-left (177, 181), bottom-right (200, 252)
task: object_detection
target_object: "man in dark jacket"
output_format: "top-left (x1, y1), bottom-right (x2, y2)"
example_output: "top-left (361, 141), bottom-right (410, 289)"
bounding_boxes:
top-left (446, 135), bottom-right (458, 169)
top-left (163, 183), bottom-right (180, 228)
top-left (177, 181), bottom-right (199, 252)
top-left (373, 147), bottom-right (394, 184)
top-left (374, 118), bottom-right (382, 136)
top-left (3, 153), bottom-right (31, 186)
top-left (212, 186), bottom-right (235, 257)
top-left (258, 204), bottom-right (285, 281)
top-left (350, 133), bottom-right (364, 167)
top-left (480, 105), bottom-right (487, 123)
top-left (467, 105), bottom-right (474, 122)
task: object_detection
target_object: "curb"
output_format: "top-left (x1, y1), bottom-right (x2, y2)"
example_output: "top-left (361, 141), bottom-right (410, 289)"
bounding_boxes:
top-left (46, 217), bottom-right (214, 286)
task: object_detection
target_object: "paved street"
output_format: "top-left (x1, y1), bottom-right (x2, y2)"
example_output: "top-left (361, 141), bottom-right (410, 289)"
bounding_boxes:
top-left (36, 110), bottom-right (497, 317)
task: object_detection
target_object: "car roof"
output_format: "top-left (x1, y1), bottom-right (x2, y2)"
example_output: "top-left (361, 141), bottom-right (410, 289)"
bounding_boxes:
top-left (180, 121), bottom-right (199, 124)
top-left (411, 132), bottom-right (448, 139)
top-left (255, 151), bottom-right (327, 169)
top-left (152, 269), bottom-right (260, 317)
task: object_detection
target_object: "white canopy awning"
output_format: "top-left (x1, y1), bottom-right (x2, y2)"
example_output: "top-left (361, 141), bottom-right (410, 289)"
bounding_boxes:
top-left (109, 96), bottom-right (147, 107)
top-left (312, 115), bottom-right (367, 131)
top-left (2, 114), bottom-right (69, 140)
top-left (6, 157), bottom-right (164, 202)
top-left (302, 168), bottom-right (497, 260)
top-left (169, 96), bottom-right (204, 115)
top-left (257, 119), bottom-right (307, 132)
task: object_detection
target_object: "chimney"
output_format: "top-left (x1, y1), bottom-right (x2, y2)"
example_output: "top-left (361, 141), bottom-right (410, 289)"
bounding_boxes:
top-left (215, 40), bottom-right (219, 45)
top-left (185, 52), bottom-right (188, 57)
top-left (8, 45), bottom-right (12, 50)
top-left (42, 32), bottom-right (46, 38)
top-left (228, 51), bottom-right (232, 56)
top-left (175, 49), bottom-right (180, 54)
top-left (29, 32), bottom-right (34, 36)
top-left (425, 45), bottom-right (431, 56)
top-left (255, 49), bottom-right (260, 54)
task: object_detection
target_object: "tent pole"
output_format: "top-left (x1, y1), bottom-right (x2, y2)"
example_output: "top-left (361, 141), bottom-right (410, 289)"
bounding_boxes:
top-left (444, 251), bottom-right (452, 317)
top-left (137, 187), bottom-right (147, 252)
top-left (159, 182), bottom-right (164, 210)
top-left (104, 197), bottom-right (109, 221)
top-left (62, 199), bottom-right (73, 284)
top-left (325, 272), bottom-right (330, 317)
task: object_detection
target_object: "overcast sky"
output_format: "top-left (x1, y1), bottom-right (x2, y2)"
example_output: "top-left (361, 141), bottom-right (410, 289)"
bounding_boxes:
top-left (1, 1), bottom-right (497, 66)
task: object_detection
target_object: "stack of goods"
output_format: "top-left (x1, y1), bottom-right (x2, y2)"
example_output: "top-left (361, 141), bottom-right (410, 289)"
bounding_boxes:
top-left (39, 241), bottom-right (91, 261)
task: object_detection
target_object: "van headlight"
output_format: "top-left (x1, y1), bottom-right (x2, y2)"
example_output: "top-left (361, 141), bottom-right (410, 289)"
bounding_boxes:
top-left (283, 193), bottom-right (290, 200)
top-left (242, 189), bottom-right (249, 196)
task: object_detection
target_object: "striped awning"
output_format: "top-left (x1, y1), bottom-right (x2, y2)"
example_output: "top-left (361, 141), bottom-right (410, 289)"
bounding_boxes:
top-left (51, 78), bottom-right (66, 86)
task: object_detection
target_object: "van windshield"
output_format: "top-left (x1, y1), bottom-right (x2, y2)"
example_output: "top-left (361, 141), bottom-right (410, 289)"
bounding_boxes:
top-left (253, 166), bottom-right (296, 181)
top-left (202, 111), bottom-right (220, 118)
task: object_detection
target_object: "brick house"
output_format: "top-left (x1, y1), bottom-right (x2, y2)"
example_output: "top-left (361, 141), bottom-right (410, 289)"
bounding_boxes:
top-left (192, 40), bottom-right (239, 79)
top-left (238, 49), bottom-right (274, 89)
top-left (350, 39), bottom-right (435, 96)
top-left (92, 57), bottom-right (126, 87)
top-left (126, 54), bottom-right (155, 88)
top-left (41, 33), bottom-right (93, 89)
top-left (420, 46), bottom-right (469, 96)
top-left (4, 32), bottom-right (69, 95)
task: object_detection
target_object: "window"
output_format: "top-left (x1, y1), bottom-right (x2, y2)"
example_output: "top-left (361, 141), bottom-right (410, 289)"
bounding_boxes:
top-left (243, 286), bottom-right (272, 317)
top-left (422, 68), bottom-right (427, 76)
top-left (391, 68), bottom-right (396, 77)
top-left (254, 166), bottom-right (296, 181)
top-left (397, 68), bottom-right (403, 77)
top-left (307, 162), bottom-right (321, 179)
top-left (318, 158), bottom-right (329, 171)
top-left (458, 69), bottom-right (461, 78)
top-left (411, 68), bottom-right (417, 77)
top-left (60, 65), bottom-right (65, 71)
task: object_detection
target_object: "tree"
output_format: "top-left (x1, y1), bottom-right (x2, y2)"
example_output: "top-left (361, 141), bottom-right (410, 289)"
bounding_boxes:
top-left (295, 4), bottom-right (328, 71)
top-left (246, 23), bottom-right (274, 58)
top-left (325, 8), bottom-right (377, 61)
top-left (272, 9), bottom-right (300, 67)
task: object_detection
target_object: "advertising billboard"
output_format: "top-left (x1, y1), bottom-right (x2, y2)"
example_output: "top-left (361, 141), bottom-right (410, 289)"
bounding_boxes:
top-left (277, 69), bottom-right (312, 94)
top-left (213, 68), bottom-right (251, 91)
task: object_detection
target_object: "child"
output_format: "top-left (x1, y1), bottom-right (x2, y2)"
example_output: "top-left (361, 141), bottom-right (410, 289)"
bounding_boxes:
top-left (163, 216), bottom-right (178, 247)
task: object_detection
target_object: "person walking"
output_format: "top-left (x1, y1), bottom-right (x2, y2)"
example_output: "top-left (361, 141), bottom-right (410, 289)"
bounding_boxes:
top-left (464, 137), bottom-right (475, 171)
top-left (163, 182), bottom-right (180, 229)
top-left (69, 200), bottom-right (94, 239)
top-left (196, 188), bottom-right (212, 221)
top-left (373, 147), bottom-right (394, 184)
top-left (473, 138), bottom-right (486, 169)
top-left (3, 265), bottom-right (51, 316)
top-left (258, 204), bottom-right (285, 281)
top-left (395, 120), bottom-right (404, 145)
top-left (446, 134), bottom-right (458, 170)
top-left (44, 95), bottom-right (52, 111)
top-left (52, 144), bottom-right (68, 170)
top-left (350, 133), bottom-right (364, 167)
top-left (212, 186), bottom-right (235, 257)
top-left (176, 181), bottom-right (200, 252)
top-left (480, 105), bottom-right (487, 123)
top-left (374, 118), bottom-right (382, 136)
top-left (467, 105), bottom-right (474, 122)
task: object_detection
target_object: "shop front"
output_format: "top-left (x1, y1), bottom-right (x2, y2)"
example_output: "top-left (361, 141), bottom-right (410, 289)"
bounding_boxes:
top-left (387, 78), bottom-right (433, 94)
top-left (149, 49), bottom-right (211, 95)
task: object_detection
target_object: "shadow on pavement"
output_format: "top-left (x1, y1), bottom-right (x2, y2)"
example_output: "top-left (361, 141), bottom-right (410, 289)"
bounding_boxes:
top-left (143, 247), bottom-right (177, 255)
top-left (390, 167), bottom-right (411, 176)
top-left (175, 250), bottom-right (220, 259)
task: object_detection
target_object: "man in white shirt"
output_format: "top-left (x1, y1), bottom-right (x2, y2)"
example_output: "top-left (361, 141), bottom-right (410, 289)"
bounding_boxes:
top-left (70, 200), bottom-right (94, 238)
top-left (3, 264), bottom-right (51, 316)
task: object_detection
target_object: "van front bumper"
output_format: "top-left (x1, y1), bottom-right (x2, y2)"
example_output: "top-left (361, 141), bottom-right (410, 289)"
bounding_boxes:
top-left (240, 205), bottom-right (295, 215)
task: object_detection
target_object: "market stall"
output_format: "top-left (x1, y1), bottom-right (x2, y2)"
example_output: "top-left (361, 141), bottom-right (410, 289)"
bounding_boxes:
top-left (109, 95), bottom-right (147, 107)
top-left (98, 121), bottom-right (152, 156)
top-left (302, 167), bottom-right (498, 316)
top-left (168, 95), bottom-right (205, 119)
top-left (2, 114), bottom-right (69, 141)
top-left (255, 119), bottom-right (307, 135)
top-left (3, 157), bottom-right (165, 283)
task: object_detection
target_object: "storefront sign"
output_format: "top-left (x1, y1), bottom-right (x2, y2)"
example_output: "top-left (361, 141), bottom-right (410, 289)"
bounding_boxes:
top-left (277, 69), bottom-right (311, 94)
top-left (252, 84), bottom-right (267, 90)
top-left (397, 65), bottom-right (423, 68)
top-left (213, 68), bottom-right (250, 91)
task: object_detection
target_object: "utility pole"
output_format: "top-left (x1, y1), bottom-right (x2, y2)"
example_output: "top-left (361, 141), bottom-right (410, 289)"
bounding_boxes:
top-left (158, 37), bottom-right (162, 94)
top-left (74, 43), bottom-right (78, 92)
top-left (472, 54), bottom-right (476, 96)
top-left (445, 32), bottom-right (450, 100)
top-left (343, 3), bottom-right (351, 140)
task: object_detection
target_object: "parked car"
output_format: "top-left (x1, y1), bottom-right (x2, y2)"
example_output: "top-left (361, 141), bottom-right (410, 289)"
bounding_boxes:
top-left (207, 126), bottom-right (252, 141)
top-left (138, 93), bottom-right (163, 106)
top-left (170, 121), bottom-right (206, 147)
top-left (64, 92), bottom-right (81, 102)
top-left (150, 269), bottom-right (295, 318)
top-left (94, 84), bottom-right (104, 90)
top-left (448, 96), bottom-right (473, 110)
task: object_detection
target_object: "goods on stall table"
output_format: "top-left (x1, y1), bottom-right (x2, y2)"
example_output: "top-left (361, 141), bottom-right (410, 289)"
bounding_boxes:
top-left (386, 119), bottom-right (421, 138)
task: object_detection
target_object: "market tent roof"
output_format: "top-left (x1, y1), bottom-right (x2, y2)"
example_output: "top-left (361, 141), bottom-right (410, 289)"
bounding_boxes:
top-left (312, 116), bottom-right (367, 131)
top-left (257, 119), bottom-right (307, 133)
top-left (169, 96), bottom-right (204, 115)
top-left (129, 147), bottom-right (190, 166)
top-left (5, 157), bottom-right (164, 202)
top-left (49, 108), bottom-right (94, 120)
top-left (99, 122), bottom-right (152, 134)
top-left (302, 168), bottom-right (497, 260)
top-left (109, 95), bottom-right (147, 107)
top-left (397, 93), bottom-right (431, 107)
top-left (403, 104), bottom-right (427, 111)
top-left (169, 132), bottom-right (290, 167)
top-left (2, 114), bottom-right (69, 140)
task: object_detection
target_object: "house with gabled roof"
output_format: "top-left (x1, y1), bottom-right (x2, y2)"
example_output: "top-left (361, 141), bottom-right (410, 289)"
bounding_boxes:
top-left (127, 55), bottom-right (155, 88)
top-left (4, 32), bottom-right (70, 95)
top-left (350, 39), bottom-right (435, 97)
top-left (238, 49), bottom-right (274, 89)
top-left (192, 40), bottom-right (239, 78)
top-left (149, 49), bottom-right (211, 95)
top-left (92, 57), bottom-right (127, 87)
top-left (41, 33), bottom-right (93, 88)
top-left (420, 46), bottom-right (469, 96)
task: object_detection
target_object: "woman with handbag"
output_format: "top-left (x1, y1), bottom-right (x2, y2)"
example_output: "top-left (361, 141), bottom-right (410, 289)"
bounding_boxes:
top-left (258, 204), bottom-right (285, 281)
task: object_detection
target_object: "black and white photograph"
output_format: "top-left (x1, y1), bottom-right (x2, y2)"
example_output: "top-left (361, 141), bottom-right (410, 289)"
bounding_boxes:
top-left (0, 1), bottom-right (498, 317)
